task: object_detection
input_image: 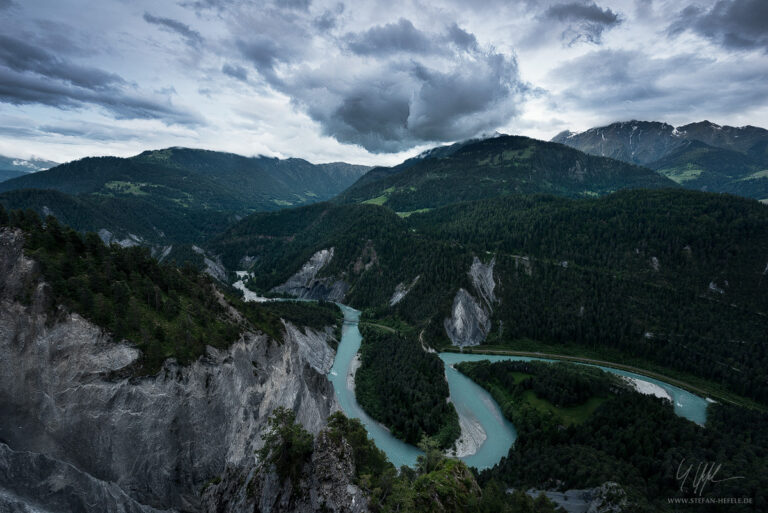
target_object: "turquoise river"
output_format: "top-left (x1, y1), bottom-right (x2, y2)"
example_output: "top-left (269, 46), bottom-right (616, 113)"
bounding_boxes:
top-left (328, 304), bottom-right (711, 470)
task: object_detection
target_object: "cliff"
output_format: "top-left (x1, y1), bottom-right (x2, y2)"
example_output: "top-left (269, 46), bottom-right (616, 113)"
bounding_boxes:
top-left (0, 228), bottom-right (343, 512)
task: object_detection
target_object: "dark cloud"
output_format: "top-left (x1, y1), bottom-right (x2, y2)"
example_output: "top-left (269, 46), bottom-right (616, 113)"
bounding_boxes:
top-left (541, 1), bottom-right (622, 45)
top-left (222, 62), bottom-right (248, 81)
top-left (284, 48), bottom-right (526, 152)
top-left (668, 0), bottom-right (768, 51)
top-left (446, 23), bottom-right (478, 50)
top-left (0, 0), bottom-right (15, 10)
top-left (0, 35), bottom-right (200, 125)
top-left (143, 13), bottom-right (204, 48)
top-left (237, 37), bottom-right (285, 72)
top-left (0, 67), bottom-right (201, 124)
top-left (550, 49), bottom-right (768, 120)
top-left (314, 3), bottom-right (344, 31)
top-left (346, 18), bottom-right (436, 55)
top-left (0, 34), bottom-right (123, 89)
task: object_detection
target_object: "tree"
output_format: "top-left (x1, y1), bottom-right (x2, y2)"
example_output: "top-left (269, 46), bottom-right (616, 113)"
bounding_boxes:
top-left (258, 407), bottom-right (314, 484)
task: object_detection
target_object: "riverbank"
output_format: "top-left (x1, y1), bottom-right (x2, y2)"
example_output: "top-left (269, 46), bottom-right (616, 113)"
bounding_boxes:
top-left (445, 346), bottom-right (763, 411)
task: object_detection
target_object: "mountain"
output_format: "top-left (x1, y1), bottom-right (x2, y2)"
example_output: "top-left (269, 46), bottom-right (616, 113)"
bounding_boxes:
top-left (0, 147), bottom-right (369, 247)
top-left (0, 154), bottom-right (58, 183)
top-left (211, 189), bottom-right (768, 406)
top-left (335, 135), bottom-right (675, 213)
top-left (551, 121), bottom-right (686, 165)
top-left (553, 120), bottom-right (768, 200)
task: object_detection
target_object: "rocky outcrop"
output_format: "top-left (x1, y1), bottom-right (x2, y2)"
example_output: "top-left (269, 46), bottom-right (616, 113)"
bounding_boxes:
top-left (520, 482), bottom-right (629, 513)
top-left (0, 228), bottom-right (340, 512)
top-left (192, 245), bottom-right (228, 282)
top-left (444, 289), bottom-right (491, 347)
top-left (202, 430), bottom-right (368, 513)
top-left (389, 275), bottom-right (420, 306)
top-left (272, 248), bottom-right (348, 301)
top-left (469, 257), bottom-right (496, 308)
top-left (444, 257), bottom-right (498, 347)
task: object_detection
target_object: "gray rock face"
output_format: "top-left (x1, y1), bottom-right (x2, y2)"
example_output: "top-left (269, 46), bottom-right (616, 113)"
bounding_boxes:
top-left (202, 430), bottom-right (368, 513)
top-left (192, 245), bottom-right (228, 282)
top-left (388, 275), bottom-right (419, 306)
top-left (444, 257), bottom-right (498, 347)
top-left (469, 257), bottom-right (496, 308)
top-left (0, 443), bottom-right (169, 513)
top-left (0, 228), bottom-right (340, 512)
top-left (272, 248), bottom-right (348, 301)
top-left (444, 288), bottom-right (491, 347)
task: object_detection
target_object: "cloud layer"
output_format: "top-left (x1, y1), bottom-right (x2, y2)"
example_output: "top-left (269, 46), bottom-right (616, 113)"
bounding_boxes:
top-left (0, 0), bottom-right (767, 163)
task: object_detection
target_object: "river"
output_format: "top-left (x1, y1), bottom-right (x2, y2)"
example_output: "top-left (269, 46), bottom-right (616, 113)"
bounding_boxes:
top-left (329, 304), bottom-right (710, 470)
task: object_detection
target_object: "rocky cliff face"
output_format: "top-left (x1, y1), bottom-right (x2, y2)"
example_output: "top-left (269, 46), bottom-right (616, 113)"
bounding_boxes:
top-left (201, 430), bottom-right (368, 513)
top-left (272, 248), bottom-right (349, 301)
top-left (0, 228), bottom-right (341, 513)
top-left (444, 257), bottom-right (498, 347)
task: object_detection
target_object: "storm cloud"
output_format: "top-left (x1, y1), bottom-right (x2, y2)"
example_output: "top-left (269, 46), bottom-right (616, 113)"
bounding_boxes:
top-left (0, 34), bottom-right (199, 125)
top-left (247, 18), bottom-right (529, 152)
top-left (668, 0), bottom-right (768, 51)
top-left (1, 0), bottom-right (767, 164)
top-left (543, 1), bottom-right (622, 45)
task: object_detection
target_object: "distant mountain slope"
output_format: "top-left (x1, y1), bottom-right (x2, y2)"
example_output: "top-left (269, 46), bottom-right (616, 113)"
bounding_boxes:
top-left (336, 135), bottom-right (674, 212)
top-left (553, 120), bottom-right (768, 200)
top-left (0, 155), bottom-right (58, 174)
top-left (210, 189), bottom-right (768, 405)
top-left (649, 140), bottom-right (768, 198)
top-left (552, 121), bottom-right (686, 166)
top-left (0, 169), bottom-right (26, 183)
top-left (0, 147), bottom-right (370, 247)
top-left (0, 155), bottom-right (58, 183)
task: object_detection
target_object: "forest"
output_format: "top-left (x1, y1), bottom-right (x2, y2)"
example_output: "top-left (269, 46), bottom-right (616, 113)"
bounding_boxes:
top-left (213, 189), bottom-right (768, 405)
top-left (458, 360), bottom-right (768, 512)
top-left (354, 326), bottom-right (460, 449)
top-left (0, 206), bottom-right (342, 375)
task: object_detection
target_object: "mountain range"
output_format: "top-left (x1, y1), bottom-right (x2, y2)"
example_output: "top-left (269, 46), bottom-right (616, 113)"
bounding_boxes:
top-left (2, 122), bottom-right (768, 512)
top-left (0, 147), bottom-right (369, 248)
top-left (553, 120), bottom-right (768, 201)
top-left (336, 134), bottom-right (675, 212)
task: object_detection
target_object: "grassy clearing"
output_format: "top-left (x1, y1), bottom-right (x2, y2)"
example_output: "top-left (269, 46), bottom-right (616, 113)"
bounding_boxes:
top-left (522, 391), bottom-right (606, 425)
top-left (739, 170), bottom-right (768, 181)
top-left (362, 194), bottom-right (388, 205)
top-left (396, 208), bottom-right (433, 218)
top-left (657, 165), bottom-right (704, 184)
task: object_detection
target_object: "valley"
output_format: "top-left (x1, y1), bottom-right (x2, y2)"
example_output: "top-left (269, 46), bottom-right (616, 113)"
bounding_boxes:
top-left (2, 127), bottom-right (768, 512)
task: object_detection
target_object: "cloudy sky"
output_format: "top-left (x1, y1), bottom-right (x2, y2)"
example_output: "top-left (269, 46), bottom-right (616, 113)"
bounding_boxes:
top-left (1, 0), bottom-right (767, 165)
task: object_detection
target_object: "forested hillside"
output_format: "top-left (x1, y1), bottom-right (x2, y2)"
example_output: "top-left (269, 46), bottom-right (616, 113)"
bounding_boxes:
top-left (0, 206), bottom-right (342, 375)
top-left (459, 360), bottom-right (768, 512)
top-left (0, 148), bottom-right (369, 247)
top-left (214, 189), bottom-right (768, 404)
top-left (335, 135), bottom-right (674, 211)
